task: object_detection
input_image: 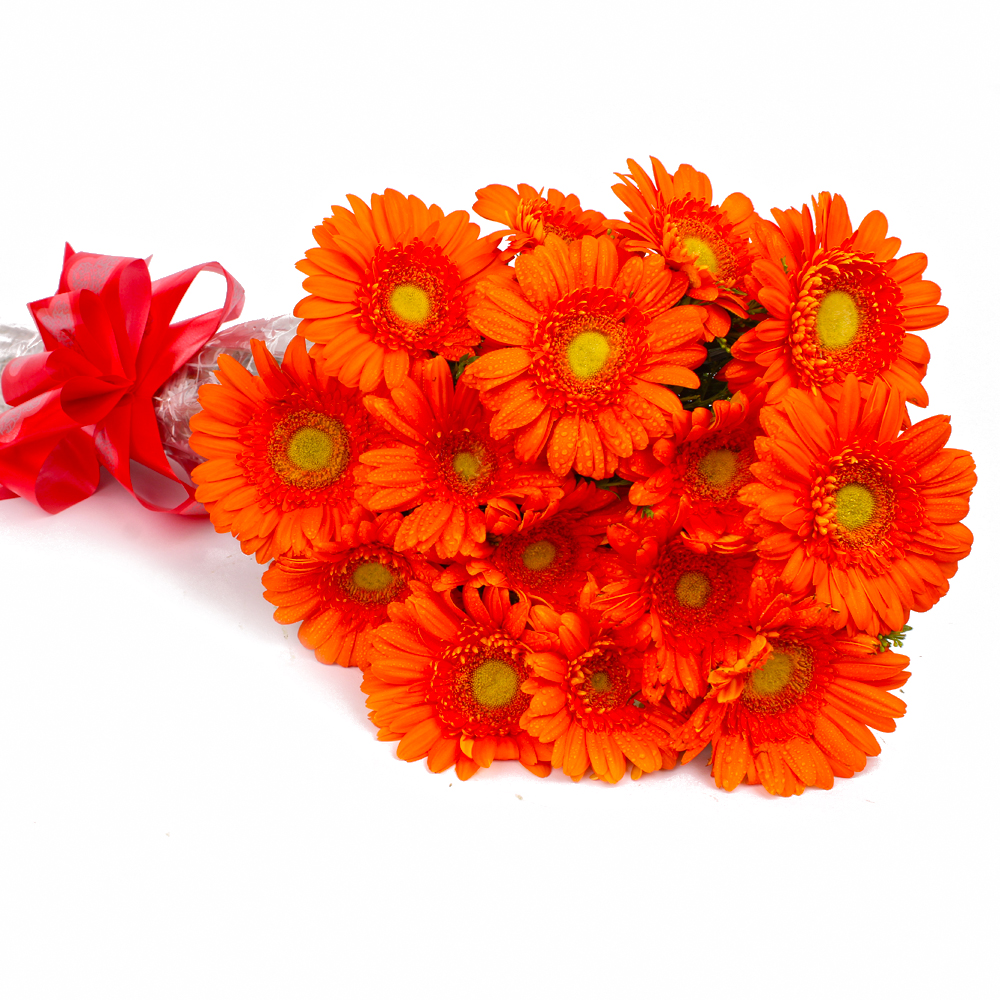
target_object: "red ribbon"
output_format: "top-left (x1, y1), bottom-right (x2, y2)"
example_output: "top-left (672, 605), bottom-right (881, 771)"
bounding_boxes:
top-left (0, 245), bottom-right (244, 514)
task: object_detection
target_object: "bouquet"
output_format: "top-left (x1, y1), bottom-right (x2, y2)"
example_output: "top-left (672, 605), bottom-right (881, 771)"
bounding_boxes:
top-left (0, 158), bottom-right (976, 795)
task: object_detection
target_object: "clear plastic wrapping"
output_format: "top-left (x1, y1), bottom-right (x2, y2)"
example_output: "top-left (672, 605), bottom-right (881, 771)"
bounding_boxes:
top-left (1, 315), bottom-right (298, 467)
top-left (0, 323), bottom-right (44, 412)
top-left (154, 314), bottom-right (300, 471)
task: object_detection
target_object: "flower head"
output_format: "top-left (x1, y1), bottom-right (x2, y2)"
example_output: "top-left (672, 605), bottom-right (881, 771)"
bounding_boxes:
top-left (612, 157), bottom-right (761, 330)
top-left (725, 192), bottom-right (945, 405)
top-left (190, 338), bottom-right (382, 563)
top-left (358, 356), bottom-right (562, 560)
top-left (620, 385), bottom-right (766, 553)
top-left (520, 605), bottom-right (681, 782)
top-left (362, 584), bottom-right (551, 779)
top-left (436, 478), bottom-right (624, 607)
top-left (294, 189), bottom-right (504, 392)
top-left (593, 519), bottom-right (756, 706)
top-left (673, 580), bottom-right (911, 796)
top-left (474, 183), bottom-right (611, 258)
top-left (262, 508), bottom-right (441, 669)
top-left (465, 234), bottom-right (708, 479)
top-left (740, 377), bottom-right (975, 634)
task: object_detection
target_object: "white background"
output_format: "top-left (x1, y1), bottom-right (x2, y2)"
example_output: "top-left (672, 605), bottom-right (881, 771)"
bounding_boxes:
top-left (1, 2), bottom-right (997, 997)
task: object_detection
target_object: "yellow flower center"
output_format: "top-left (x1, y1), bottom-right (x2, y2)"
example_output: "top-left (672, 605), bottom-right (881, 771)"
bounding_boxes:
top-left (471, 658), bottom-right (520, 709)
top-left (681, 235), bottom-right (719, 274)
top-left (697, 448), bottom-right (739, 487)
top-left (742, 643), bottom-right (814, 712)
top-left (452, 450), bottom-right (482, 482)
top-left (287, 426), bottom-right (335, 471)
top-left (834, 483), bottom-right (876, 531)
top-left (815, 290), bottom-right (860, 350)
top-left (589, 670), bottom-right (611, 694)
top-left (389, 283), bottom-right (431, 325)
top-left (746, 650), bottom-right (794, 697)
top-left (269, 410), bottom-right (351, 488)
top-left (522, 539), bottom-right (557, 571)
top-left (566, 330), bottom-right (612, 379)
top-left (351, 561), bottom-right (395, 592)
top-left (675, 570), bottom-right (711, 608)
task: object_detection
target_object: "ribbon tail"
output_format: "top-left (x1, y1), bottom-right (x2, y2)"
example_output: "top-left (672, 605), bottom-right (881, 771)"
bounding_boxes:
top-left (97, 402), bottom-right (203, 515)
top-left (111, 457), bottom-right (203, 516)
top-left (33, 430), bottom-right (102, 513)
top-left (0, 425), bottom-right (101, 513)
top-left (0, 390), bottom-right (104, 512)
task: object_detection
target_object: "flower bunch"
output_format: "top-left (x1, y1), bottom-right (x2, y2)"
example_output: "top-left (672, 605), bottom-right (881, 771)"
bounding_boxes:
top-left (190, 164), bottom-right (975, 795)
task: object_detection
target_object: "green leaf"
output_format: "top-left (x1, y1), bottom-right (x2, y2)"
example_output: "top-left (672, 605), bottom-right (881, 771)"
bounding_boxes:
top-left (876, 625), bottom-right (912, 652)
top-left (449, 354), bottom-right (477, 383)
top-left (594, 476), bottom-right (632, 492)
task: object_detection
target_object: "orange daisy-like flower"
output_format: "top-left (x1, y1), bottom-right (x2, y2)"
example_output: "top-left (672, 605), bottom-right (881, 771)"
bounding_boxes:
top-left (294, 189), bottom-right (504, 392)
top-left (262, 508), bottom-right (441, 670)
top-left (190, 338), bottom-right (382, 563)
top-left (361, 584), bottom-right (551, 780)
top-left (612, 157), bottom-right (760, 329)
top-left (473, 183), bottom-right (611, 259)
top-left (620, 385), bottom-right (766, 554)
top-left (465, 234), bottom-right (708, 479)
top-left (740, 377), bottom-right (976, 635)
top-left (435, 478), bottom-right (623, 608)
top-left (358, 356), bottom-right (562, 560)
top-left (673, 580), bottom-right (911, 796)
top-left (520, 604), bottom-right (680, 783)
top-left (593, 520), bottom-right (756, 707)
top-left (724, 192), bottom-right (946, 405)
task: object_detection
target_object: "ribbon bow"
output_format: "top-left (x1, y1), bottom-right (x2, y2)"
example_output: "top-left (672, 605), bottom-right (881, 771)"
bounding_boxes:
top-left (0, 245), bottom-right (244, 514)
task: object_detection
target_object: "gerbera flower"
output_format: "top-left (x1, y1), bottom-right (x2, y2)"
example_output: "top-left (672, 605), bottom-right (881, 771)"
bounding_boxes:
top-left (294, 189), bottom-right (504, 392)
top-left (673, 579), bottom-right (911, 796)
top-left (520, 604), bottom-right (680, 783)
top-left (465, 234), bottom-right (708, 479)
top-left (619, 384), bottom-right (766, 554)
top-left (740, 377), bottom-right (976, 635)
top-left (473, 183), bottom-right (611, 258)
top-left (358, 356), bottom-right (562, 560)
top-left (612, 157), bottom-right (761, 330)
top-left (262, 508), bottom-right (441, 669)
top-left (434, 478), bottom-right (624, 607)
top-left (724, 192), bottom-right (946, 405)
top-left (362, 583), bottom-right (550, 780)
top-left (190, 338), bottom-right (382, 563)
top-left (593, 520), bottom-right (756, 706)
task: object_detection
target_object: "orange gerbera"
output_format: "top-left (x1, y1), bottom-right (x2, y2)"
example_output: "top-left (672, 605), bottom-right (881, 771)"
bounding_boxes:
top-left (294, 189), bottom-right (504, 391)
top-left (465, 234), bottom-right (708, 479)
top-left (741, 377), bottom-right (976, 635)
top-left (724, 192), bottom-right (945, 405)
top-left (362, 584), bottom-right (551, 780)
top-left (612, 157), bottom-right (761, 330)
top-left (358, 356), bottom-right (561, 559)
top-left (619, 384), bottom-right (766, 554)
top-left (190, 338), bottom-right (382, 563)
top-left (262, 508), bottom-right (441, 669)
top-left (434, 478), bottom-right (624, 607)
top-left (593, 520), bottom-right (756, 707)
top-left (520, 604), bottom-right (680, 783)
top-left (673, 580), bottom-right (910, 796)
top-left (473, 183), bottom-right (611, 258)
